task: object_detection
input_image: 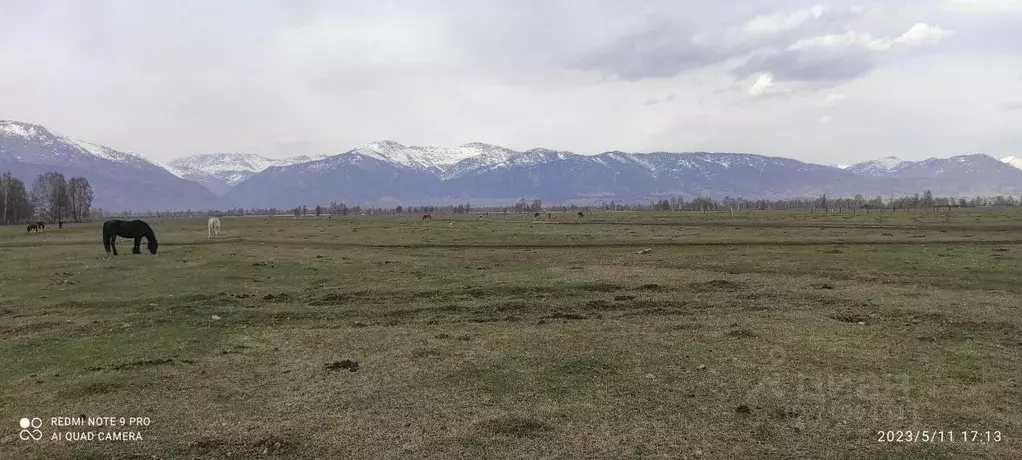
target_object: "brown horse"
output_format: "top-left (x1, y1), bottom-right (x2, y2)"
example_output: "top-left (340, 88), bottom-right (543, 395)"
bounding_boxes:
top-left (36, 221), bottom-right (46, 230)
top-left (577, 212), bottom-right (584, 218)
top-left (422, 214), bottom-right (432, 220)
top-left (534, 212), bottom-right (540, 218)
top-left (27, 223), bottom-right (39, 233)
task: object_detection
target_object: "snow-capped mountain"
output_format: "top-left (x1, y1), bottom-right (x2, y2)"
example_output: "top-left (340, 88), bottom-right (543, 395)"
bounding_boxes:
top-left (345, 140), bottom-right (523, 178)
top-left (1001, 156), bottom-right (1022, 170)
top-left (845, 154), bottom-right (1022, 196)
top-left (0, 120), bottom-right (220, 211)
top-left (846, 156), bottom-right (906, 176)
top-left (224, 141), bottom-right (1022, 208)
top-left (5, 119), bottom-right (1021, 211)
top-left (163, 152), bottom-right (330, 195)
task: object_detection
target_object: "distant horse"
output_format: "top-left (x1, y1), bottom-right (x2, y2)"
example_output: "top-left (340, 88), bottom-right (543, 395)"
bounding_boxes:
top-left (36, 221), bottom-right (45, 230)
top-left (102, 219), bottom-right (158, 255)
top-left (26, 223), bottom-right (38, 233)
top-left (207, 217), bottom-right (221, 239)
top-left (577, 212), bottom-right (584, 218)
top-left (58, 221), bottom-right (63, 229)
top-left (547, 213), bottom-right (551, 218)
top-left (422, 214), bottom-right (432, 220)
top-left (534, 212), bottom-right (540, 218)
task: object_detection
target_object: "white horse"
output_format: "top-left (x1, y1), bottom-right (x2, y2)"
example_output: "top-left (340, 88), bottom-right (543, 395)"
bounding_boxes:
top-left (207, 217), bottom-right (221, 239)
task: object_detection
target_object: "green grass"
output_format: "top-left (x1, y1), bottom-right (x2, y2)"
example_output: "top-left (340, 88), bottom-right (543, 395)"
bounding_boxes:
top-left (1, 209), bottom-right (1020, 459)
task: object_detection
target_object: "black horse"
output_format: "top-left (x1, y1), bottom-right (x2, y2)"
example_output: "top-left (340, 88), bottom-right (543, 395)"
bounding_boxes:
top-left (102, 219), bottom-right (158, 255)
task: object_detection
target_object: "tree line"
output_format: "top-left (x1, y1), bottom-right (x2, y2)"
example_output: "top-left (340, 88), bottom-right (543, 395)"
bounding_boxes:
top-left (0, 171), bottom-right (94, 225)
top-left (640, 191), bottom-right (1022, 213)
top-left (99, 190), bottom-right (1022, 219)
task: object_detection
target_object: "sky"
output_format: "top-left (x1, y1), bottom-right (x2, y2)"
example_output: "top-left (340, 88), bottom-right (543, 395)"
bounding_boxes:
top-left (1, 0), bottom-right (1020, 165)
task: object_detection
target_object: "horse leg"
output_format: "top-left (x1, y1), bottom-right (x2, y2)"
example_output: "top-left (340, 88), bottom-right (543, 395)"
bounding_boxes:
top-left (110, 236), bottom-right (118, 255)
top-left (132, 237), bottom-right (142, 254)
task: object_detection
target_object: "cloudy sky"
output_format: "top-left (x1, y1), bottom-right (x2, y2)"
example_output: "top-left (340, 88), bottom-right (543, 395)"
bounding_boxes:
top-left (1, 0), bottom-right (1020, 164)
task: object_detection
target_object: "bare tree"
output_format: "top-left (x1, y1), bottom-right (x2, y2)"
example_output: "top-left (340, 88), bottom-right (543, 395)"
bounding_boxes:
top-left (65, 177), bottom-right (94, 222)
top-left (30, 172), bottom-right (70, 222)
top-left (0, 172), bottom-right (32, 224)
top-left (0, 171), bottom-right (11, 223)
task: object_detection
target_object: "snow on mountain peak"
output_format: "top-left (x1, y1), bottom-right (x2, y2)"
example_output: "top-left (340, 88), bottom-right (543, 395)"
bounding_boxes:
top-left (874, 156), bottom-right (905, 169)
top-left (349, 140), bottom-right (518, 170)
top-left (0, 120), bottom-right (53, 141)
top-left (1000, 156), bottom-right (1022, 170)
top-left (168, 153), bottom-right (277, 175)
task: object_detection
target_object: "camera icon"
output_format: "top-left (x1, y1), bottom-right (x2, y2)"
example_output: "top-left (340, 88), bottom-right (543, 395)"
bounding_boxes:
top-left (19, 417), bottom-right (43, 441)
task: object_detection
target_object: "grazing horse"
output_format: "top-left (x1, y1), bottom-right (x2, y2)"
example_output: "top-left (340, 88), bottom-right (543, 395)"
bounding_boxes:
top-left (422, 214), bottom-right (432, 220)
top-left (534, 212), bottom-right (540, 218)
top-left (207, 217), bottom-right (222, 239)
top-left (36, 221), bottom-right (46, 230)
top-left (102, 219), bottom-right (158, 255)
top-left (577, 212), bottom-right (584, 218)
top-left (58, 221), bottom-right (63, 229)
top-left (26, 223), bottom-right (38, 233)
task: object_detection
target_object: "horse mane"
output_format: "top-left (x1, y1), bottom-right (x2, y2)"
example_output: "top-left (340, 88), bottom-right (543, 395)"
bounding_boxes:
top-left (138, 220), bottom-right (157, 243)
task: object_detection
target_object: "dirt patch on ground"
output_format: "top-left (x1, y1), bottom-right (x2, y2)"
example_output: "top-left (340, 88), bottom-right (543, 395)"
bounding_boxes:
top-left (614, 295), bottom-right (637, 301)
top-left (726, 329), bottom-right (758, 339)
top-left (309, 291), bottom-right (374, 306)
top-left (830, 313), bottom-right (870, 324)
top-left (476, 416), bottom-right (554, 437)
top-left (543, 312), bottom-right (588, 320)
top-left (1, 320), bottom-right (66, 337)
top-left (262, 292), bottom-right (292, 302)
top-left (581, 283), bottom-right (621, 293)
top-left (325, 359), bottom-right (360, 372)
top-left (111, 358), bottom-right (175, 371)
top-left (186, 435), bottom-right (293, 457)
top-left (618, 307), bottom-right (688, 318)
top-left (811, 283), bottom-right (835, 290)
top-left (687, 280), bottom-right (747, 292)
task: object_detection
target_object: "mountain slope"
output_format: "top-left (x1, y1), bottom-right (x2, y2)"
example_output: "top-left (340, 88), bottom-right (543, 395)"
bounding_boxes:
top-left (163, 152), bottom-right (330, 195)
top-left (0, 120), bottom-right (221, 211)
top-left (226, 142), bottom-right (1022, 208)
top-left (846, 157), bottom-right (906, 176)
top-left (1001, 156), bottom-right (1022, 170)
top-left (848, 154), bottom-right (1022, 196)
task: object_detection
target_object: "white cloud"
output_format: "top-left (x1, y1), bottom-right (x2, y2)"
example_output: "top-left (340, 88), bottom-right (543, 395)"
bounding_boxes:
top-left (790, 24), bottom-right (952, 52)
top-left (823, 93), bottom-right (848, 105)
top-left (749, 73), bottom-right (776, 95)
top-left (0, 0), bottom-right (1015, 166)
top-left (944, 0), bottom-right (1022, 12)
top-left (820, 115), bottom-right (834, 123)
top-left (893, 23), bottom-right (955, 47)
top-left (742, 4), bottom-right (826, 36)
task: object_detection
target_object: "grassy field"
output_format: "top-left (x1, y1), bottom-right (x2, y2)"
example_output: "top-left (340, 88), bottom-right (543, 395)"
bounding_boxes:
top-left (1, 209), bottom-right (1020, 459)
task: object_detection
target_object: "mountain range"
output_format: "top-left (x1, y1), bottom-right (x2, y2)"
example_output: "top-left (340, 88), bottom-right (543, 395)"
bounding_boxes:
top-left (0, 120), bottom-right (219, 211)
top-left (160, 153), bottom-right (330, 196)
top-left (1, 120), bottom-right (1020, 211)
